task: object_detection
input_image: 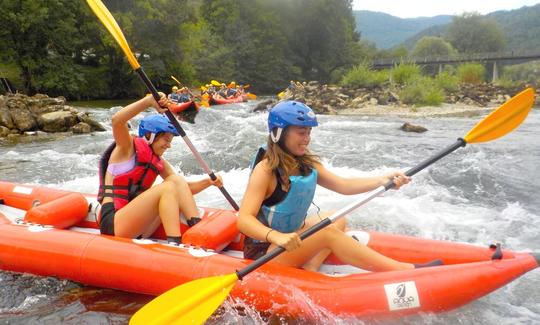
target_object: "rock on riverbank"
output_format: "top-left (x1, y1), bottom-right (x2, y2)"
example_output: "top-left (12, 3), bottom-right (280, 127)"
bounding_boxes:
top-left (256, 82), bottom-right (539, 118)
top-left (0, 93), bottom-right (105, 139)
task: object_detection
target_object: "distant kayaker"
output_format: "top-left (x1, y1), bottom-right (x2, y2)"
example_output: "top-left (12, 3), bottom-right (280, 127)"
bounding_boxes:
top-left (178, 87), bottom-right (192, 103)
top-left (287, 80), bottom-right (296, 90)
top-left (238, 100), bottom-right (442, 271)
top-left (97, 94), bottom-right (223, 245)
top-left (168, 86), bottom-right (180, 103)
top-left (217, 83), bottom-right (227, 98)
top-left (207, 84), bottom-right (216, 95)
top-left (236, 84), bottom-right (244, 97)
top-left (226, 81), bottom-right (237, 98)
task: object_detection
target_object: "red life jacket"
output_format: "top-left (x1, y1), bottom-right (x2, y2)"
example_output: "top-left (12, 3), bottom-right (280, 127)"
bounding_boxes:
top-left (98, 137), bottom-right (164, 210)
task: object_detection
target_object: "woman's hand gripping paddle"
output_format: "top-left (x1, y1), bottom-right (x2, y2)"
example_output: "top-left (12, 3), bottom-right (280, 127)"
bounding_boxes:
top-left (86, 0), bottom-right (239, 210)
top-left (129, 89), bottom-right (535, 324)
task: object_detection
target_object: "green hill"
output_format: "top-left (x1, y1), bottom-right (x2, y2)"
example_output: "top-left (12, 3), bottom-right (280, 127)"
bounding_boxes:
top-left (402, 4), bottom-right (540, 51)
top-left (353, 10), bottom-right (452, 49)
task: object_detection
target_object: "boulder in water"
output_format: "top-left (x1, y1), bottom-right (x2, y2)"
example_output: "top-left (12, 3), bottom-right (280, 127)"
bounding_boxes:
top-left (399, 122), bottom-right (427, 133)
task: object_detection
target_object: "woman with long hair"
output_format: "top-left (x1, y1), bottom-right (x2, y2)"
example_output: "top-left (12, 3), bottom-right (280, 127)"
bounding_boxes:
top-left (238, 101), bottom-right (441, 271)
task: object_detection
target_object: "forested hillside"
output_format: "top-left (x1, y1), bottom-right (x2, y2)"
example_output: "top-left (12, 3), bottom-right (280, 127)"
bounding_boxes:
top-left (0, 0), bottom-right (361, 99)
top-left (403, 4), bottom-right (540, 51)
top-left (1, 1), bottom-right (538, 100)
top-left (353, 10), bottom-right (451, 49)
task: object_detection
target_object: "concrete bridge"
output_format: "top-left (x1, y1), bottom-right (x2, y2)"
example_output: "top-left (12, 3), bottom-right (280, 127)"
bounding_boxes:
top-left (371, 50), bottom-right (540, 81)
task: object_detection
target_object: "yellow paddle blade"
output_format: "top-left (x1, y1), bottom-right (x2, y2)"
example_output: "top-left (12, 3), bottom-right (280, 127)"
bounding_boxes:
top-left (211, 80), bottom-right (221, 86)
top-left (171, 75), bottom-right (182, 86)
top-left (464, 87), bottom-right (535, 144)
top-left (130, 273), bottom-right (238, 325)
top-left (247, 93), bottom-right (257, 100)
top-left (277, 91), bottom-right (285, 98)
top-left (86, 0), bottom-right (140, 69)
top-left (243, 84), bottom-right (251, 89)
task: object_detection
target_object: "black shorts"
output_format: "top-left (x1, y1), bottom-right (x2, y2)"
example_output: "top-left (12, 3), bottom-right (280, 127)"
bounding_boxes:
top-left (243, 237), bottom-right (271, 260)
top-left (99, 202), bottom-right (116, 236)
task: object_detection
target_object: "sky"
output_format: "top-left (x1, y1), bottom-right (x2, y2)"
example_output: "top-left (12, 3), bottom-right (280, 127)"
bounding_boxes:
top-left (352, 0), bottom-right (539, 18)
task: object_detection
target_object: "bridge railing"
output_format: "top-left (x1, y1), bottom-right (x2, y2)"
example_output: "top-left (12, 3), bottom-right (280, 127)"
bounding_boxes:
top-left (372, 50), bottom-right (540, 67)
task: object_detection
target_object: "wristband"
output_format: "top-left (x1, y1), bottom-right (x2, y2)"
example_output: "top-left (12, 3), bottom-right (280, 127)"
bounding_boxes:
top-left (265, 229), bottom-right (274, 242)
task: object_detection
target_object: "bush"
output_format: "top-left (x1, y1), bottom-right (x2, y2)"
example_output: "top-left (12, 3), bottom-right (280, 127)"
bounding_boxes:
top-left (494, 77), bottom-right (525, 90)
top-left (411, 36), bottom-right (457, 59)
top-left (502, 61), bottom-right (540, 86)
top-left (457, 63), bottom-right (486, 84)
top-left (400, 76), bottom-right (445, 106)
top-left (340, 64), bottom-right (388, 88)
top-left (435, 71), bottom-right (459, 92)
top-left (390, 63), bottom-right (421, 85)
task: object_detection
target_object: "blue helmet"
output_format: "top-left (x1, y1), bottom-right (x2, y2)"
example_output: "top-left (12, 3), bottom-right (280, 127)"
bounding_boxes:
top-left (138, 114), bottom-right (179, 138)
top-left (268, 101), bottom-right (318, 132)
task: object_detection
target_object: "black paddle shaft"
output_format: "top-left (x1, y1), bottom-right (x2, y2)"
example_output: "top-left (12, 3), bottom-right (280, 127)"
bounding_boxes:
top-left (237, 218), bottom-right (333, 279)
top-left (384, 138), bottom-right (467, 190)
top-left (135, 67), bottom-right (240, 211)
top-left (237, 138), bottom-right (468, 279)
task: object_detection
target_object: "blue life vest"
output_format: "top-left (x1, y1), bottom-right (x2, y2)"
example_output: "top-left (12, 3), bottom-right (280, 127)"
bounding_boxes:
top-left (250, 146), bottom-right (317, 234)
top-left (178, 94), bottom-right (191, 103)
top-left (169, 93), bottom-right (180, 103)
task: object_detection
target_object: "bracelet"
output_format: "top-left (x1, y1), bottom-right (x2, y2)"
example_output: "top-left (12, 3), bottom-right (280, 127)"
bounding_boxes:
top-left (265, 229), bottom-right (274, 242)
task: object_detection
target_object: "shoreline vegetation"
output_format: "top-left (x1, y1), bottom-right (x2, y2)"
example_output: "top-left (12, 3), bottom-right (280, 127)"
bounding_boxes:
top-left (270, 62), bottom-right (540, 118)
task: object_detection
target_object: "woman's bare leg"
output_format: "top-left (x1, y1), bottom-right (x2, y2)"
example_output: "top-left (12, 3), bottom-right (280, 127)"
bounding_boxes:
top-left (141, 216), bottom-right (163, 238)
top-left (114, 180), bottom-right (181, 238)
top-left (114, 175), bottom-right (200, 238)
top-left (270, 223), bottom-right (413, 272)
top-left (302, 213), bottom-right (346, 272)
top-left (166, 174), bottom-right (199, 219)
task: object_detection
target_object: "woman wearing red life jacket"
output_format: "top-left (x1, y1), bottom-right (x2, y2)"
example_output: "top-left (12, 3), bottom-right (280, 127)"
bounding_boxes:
top-left (97, 94), bottom-right (222, 245)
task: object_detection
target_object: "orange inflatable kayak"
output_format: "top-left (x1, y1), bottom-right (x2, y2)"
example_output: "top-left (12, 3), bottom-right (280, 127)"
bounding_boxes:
top-left (0, 181), bottom-right (537, 319)
top-left (169, 100), bottom-right (199, 114)
top-left (209, 94), bottom-right (246, 105)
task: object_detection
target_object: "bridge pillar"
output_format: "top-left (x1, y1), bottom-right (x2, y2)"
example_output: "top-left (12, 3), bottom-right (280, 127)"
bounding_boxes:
top-left (492, 61), bottom-right (499, 82)
top-left (1, 77), bottom-right (14, 94)
top-left (438, 64), bottom-right (443, 74)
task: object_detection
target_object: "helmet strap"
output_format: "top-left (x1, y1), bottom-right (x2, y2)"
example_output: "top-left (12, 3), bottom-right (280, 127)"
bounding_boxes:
top-left (144, 133), bottom-right (156, 145)
top-left (270, 128), bottom-right (283, 143)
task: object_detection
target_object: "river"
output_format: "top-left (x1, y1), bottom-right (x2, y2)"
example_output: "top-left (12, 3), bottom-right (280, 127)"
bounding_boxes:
top-left (1, 99), bottom-right (539, 324)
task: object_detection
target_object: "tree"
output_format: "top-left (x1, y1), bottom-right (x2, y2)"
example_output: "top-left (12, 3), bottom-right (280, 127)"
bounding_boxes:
top-left (276, 0), bottom-right (360, 82)
top-left (0, 0), bottom-right (95, 95)
top-left (411, 36), bottom-right (457, 59)
top-left (377, 45), bottom-right (409, 60)
top-left (446, 12), bottom-right (506, 53)
top-left (200, 0), bottom-right (290, 90)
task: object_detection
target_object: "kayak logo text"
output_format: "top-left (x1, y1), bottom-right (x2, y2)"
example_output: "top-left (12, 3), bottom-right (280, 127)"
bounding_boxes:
top-left (384, 281), bottom-right (420, 311)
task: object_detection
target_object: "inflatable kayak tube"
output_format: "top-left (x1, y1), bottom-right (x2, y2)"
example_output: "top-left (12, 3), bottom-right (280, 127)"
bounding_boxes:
top-left (0, 181), bottom-right (537, 319)
top-left (209, 95), bottom-right (246, 105)
top-left (169, 100), bottom-right (199, 114)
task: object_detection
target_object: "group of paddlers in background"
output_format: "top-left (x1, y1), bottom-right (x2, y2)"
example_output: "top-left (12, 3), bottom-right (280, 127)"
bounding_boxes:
top-left (167, 78), bottom-right (255, 108)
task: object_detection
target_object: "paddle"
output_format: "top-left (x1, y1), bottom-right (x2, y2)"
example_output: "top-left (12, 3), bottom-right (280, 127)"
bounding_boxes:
top-left (130, 87), bottom-right (535, 325)
top-left (170, 75), bottom-right (183, 87)
top-left (86, 0), bottom-right (239, 211)
top-left (246, 93), bottom-right (257, 100)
